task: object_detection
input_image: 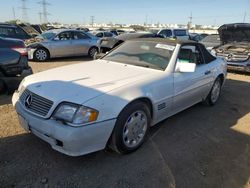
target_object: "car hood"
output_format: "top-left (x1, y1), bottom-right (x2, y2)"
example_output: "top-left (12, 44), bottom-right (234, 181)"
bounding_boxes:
top-left (218, 23), bottom-right (250, 44)
top-left (23, 60), bottom-right (160, 104)
top-left (25, 37), bottom-right (49, 46)
top-left (215, 42), bottom-right (250, 54)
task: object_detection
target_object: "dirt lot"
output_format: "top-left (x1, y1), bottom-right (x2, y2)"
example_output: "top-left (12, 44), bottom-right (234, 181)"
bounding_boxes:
top-left (0, 58), bottom-right (250, 188)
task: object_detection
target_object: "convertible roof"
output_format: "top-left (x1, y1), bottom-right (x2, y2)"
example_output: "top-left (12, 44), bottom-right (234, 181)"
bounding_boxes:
top-left (129, 38), bottom-right (197, 45)
top-left (128, 38), bottom-right (216, 63)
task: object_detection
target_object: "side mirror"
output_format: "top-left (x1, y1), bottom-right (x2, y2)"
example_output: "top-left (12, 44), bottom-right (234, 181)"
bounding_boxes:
top-left (175, 60), bottom-right (196, 73)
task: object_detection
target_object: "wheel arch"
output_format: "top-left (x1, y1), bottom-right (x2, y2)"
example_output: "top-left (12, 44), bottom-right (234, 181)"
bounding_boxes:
top-left (120, 97), bottom-right (154, 120)
top-left (35, 45), bottom-right (51, 58)
top-left (217, 73), bottom-right (225, 85)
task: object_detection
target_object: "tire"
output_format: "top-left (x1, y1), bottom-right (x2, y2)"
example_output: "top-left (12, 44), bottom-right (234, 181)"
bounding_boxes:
top-left (88, 47), bottom-right (98, 58)
top-left (205, 77), bottom-right (222, 106)
top-left (0, 79), bottom-right (6, 95)
top-left (34, 48), bottom-right (49, 62)
top-left (109, 102), bottom-right (151, 154)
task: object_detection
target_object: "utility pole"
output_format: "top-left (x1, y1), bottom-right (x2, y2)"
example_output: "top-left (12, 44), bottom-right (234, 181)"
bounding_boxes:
top-left (38, 0), bottom-right (50, 24)
top-left (90, 16), bottom-right (95, 27)
top-left (38, 12), bottom-right (42, 24)
top-left (145, 14), bottom-right (148, 26)
top-left (243, 11), bottom-right (247, 23)
top-left (12, 7), bottom-right (16, 20)
top-left (20, 0), bottom-right (29, 22)
top-left (188, 12), bottom-right (193, 29)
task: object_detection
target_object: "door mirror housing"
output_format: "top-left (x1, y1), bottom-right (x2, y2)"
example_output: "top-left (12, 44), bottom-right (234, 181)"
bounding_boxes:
top-left (175, 60), bottom-right (196, 73)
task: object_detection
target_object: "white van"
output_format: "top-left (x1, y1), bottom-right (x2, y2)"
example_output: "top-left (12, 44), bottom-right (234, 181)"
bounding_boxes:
top-left (150, 28), bottom-right (190, 40)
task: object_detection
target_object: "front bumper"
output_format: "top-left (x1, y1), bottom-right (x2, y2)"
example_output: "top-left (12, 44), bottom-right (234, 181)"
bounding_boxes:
top-left (227, 61), bottom-right (250, 72)
top-left (12, 92), bottom-right (116, 156)
top-left (27, 48), bottom-right (36, 60)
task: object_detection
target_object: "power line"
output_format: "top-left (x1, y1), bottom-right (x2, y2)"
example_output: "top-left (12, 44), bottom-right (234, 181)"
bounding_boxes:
top-left (12, 7), bottom-right (16, 20)
top-left (38, 0), bottom-right (50, 23)
top-left (20, 0), bottom-right (29, 22)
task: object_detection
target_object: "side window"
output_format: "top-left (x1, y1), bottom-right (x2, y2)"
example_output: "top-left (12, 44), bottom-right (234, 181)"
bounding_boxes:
top-left (16, 28), bottom-right (29, 38)
top-left (104, 32), bottom-right (113, 37)
top-left (73, 32), bottom-right (90, 40)
top-left (96, 32), bottom-right (104, 38)
top-left (55, 32), bottom-right (72, 40)
top-left (159, 29), bottom-right (172, 37)
top-left (0, 27), bottom-right (16, 37)
top-left (178, 45), bottom-right (204, 65)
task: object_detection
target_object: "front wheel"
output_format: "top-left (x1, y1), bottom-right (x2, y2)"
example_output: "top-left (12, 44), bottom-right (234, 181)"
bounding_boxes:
top-left (205, 77), bottom-right (222, 106)
top-left (34, 48), bottom-right (49, 62)
top-left (109, 102), bottom-right (151, 154)
top-left (88, 47), bottom-right (98, 58)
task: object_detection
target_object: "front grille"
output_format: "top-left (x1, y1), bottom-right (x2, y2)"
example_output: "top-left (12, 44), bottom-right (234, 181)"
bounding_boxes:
top-left (20, 89), bottom-right (53, 117)
top-left (217, 53), bottom-right (249, 62)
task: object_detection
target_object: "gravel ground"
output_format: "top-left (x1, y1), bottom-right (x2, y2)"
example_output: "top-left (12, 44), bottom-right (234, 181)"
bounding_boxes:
top-left (0, 58), bottom-right (250, 188)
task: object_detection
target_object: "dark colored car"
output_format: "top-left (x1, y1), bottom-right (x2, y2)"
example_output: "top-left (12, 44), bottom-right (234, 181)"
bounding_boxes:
top-left (0, 23), bottom-right (32, 40)
top-left (213, 23), bottom-right (250, 72)
top-left (31, 24), bottom-right (46, 34)
top-left (0, 37), bottom-right (32, 94)
top-left (100, 32), bottom-right (164, 52)
top-left (200, 34), bottom-right (221, 50)
top-left (189, 33), bottom-right (208, 42)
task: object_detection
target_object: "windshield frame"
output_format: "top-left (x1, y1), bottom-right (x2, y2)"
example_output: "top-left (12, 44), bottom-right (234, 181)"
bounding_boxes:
top-left (102, 40), bottom-right (176, 71)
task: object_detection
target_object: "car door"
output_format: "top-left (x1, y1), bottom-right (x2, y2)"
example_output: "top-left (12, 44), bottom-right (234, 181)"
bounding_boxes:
top-left (173, 44), bottom-right (213, 112)
top-left (50, 31), bottom-right (73, 57)
top-left (71, 31), bottom-right (92, 55)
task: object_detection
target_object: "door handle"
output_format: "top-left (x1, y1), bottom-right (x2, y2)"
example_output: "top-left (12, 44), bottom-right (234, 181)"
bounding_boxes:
top-left (204, 70), bottom-right (211, 75)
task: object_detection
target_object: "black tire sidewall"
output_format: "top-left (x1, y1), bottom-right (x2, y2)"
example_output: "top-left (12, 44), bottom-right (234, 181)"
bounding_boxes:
top-left (111, 102), bottom-right (151, 154)
top-left (34, 48), bottom-right (49, 62)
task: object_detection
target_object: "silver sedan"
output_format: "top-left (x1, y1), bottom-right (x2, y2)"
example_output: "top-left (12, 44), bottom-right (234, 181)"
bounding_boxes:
top-left (27, 29), bottom-right (100, 62)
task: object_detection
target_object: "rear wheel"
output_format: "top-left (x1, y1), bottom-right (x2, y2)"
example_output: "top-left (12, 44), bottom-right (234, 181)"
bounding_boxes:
top-left (34, 48), bottom-right (49, 62)
top-left (109, 102), bottom-right (151, 154)
top-left (88, 47), bottom-right (98, 58)
top-left (205, 77), bottom-right (222, 106)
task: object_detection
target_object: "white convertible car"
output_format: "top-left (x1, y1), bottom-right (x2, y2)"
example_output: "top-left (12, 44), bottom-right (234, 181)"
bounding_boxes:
top-left (12, 39), bottom-right (227, 156)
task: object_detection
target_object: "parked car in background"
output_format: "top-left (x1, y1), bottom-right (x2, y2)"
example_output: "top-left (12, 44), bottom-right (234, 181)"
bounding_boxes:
top-left (200, 34), bottom-right (221, 50)
top-left (31, 24), bottom-right (46, 34)
top-left (76, 27), bottom-right (89, 32)
top-left (213, 23), bottom-right (250, 72)
top-left (150, 28), bottom-right (189, 40)
top-left (13, 38), bottom-right (226, 156)
top-left (100, 32), bottom-right (164, 52)
top-left (189, 33), bottom-right (208, 42)
top-left (90, 31), bottom-right (116, 38)
top-left (27, 29), bottom-right (100, 61)
top-left (0, 37), bottom-right (32, 93)
top-left (107, 29), bottom-right (119, 36)
top-left (0, 23), bottom-right (33, 40)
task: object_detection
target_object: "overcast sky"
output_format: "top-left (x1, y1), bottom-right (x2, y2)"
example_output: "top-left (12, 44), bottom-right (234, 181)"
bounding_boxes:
top-left (0, 0), bottom-right (249, 25)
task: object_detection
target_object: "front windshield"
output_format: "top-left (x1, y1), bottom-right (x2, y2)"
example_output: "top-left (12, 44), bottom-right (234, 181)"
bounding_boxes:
top-left (103, 41), bottom-right (175, 71)
top-left (38, 32), bottom-right (56, 40)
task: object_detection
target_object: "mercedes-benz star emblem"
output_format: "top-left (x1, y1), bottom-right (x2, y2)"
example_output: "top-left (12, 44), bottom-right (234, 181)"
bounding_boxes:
top-left (227, 54), bottom-right (233, 60)
top-left (25, 94), bottom-right (33, 108)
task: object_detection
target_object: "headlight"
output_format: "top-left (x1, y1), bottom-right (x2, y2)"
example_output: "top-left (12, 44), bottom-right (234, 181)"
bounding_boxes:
top-left (53, 103), bottom-right (99, 126)
top-left (18, 78), bottom-right (26, 93)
